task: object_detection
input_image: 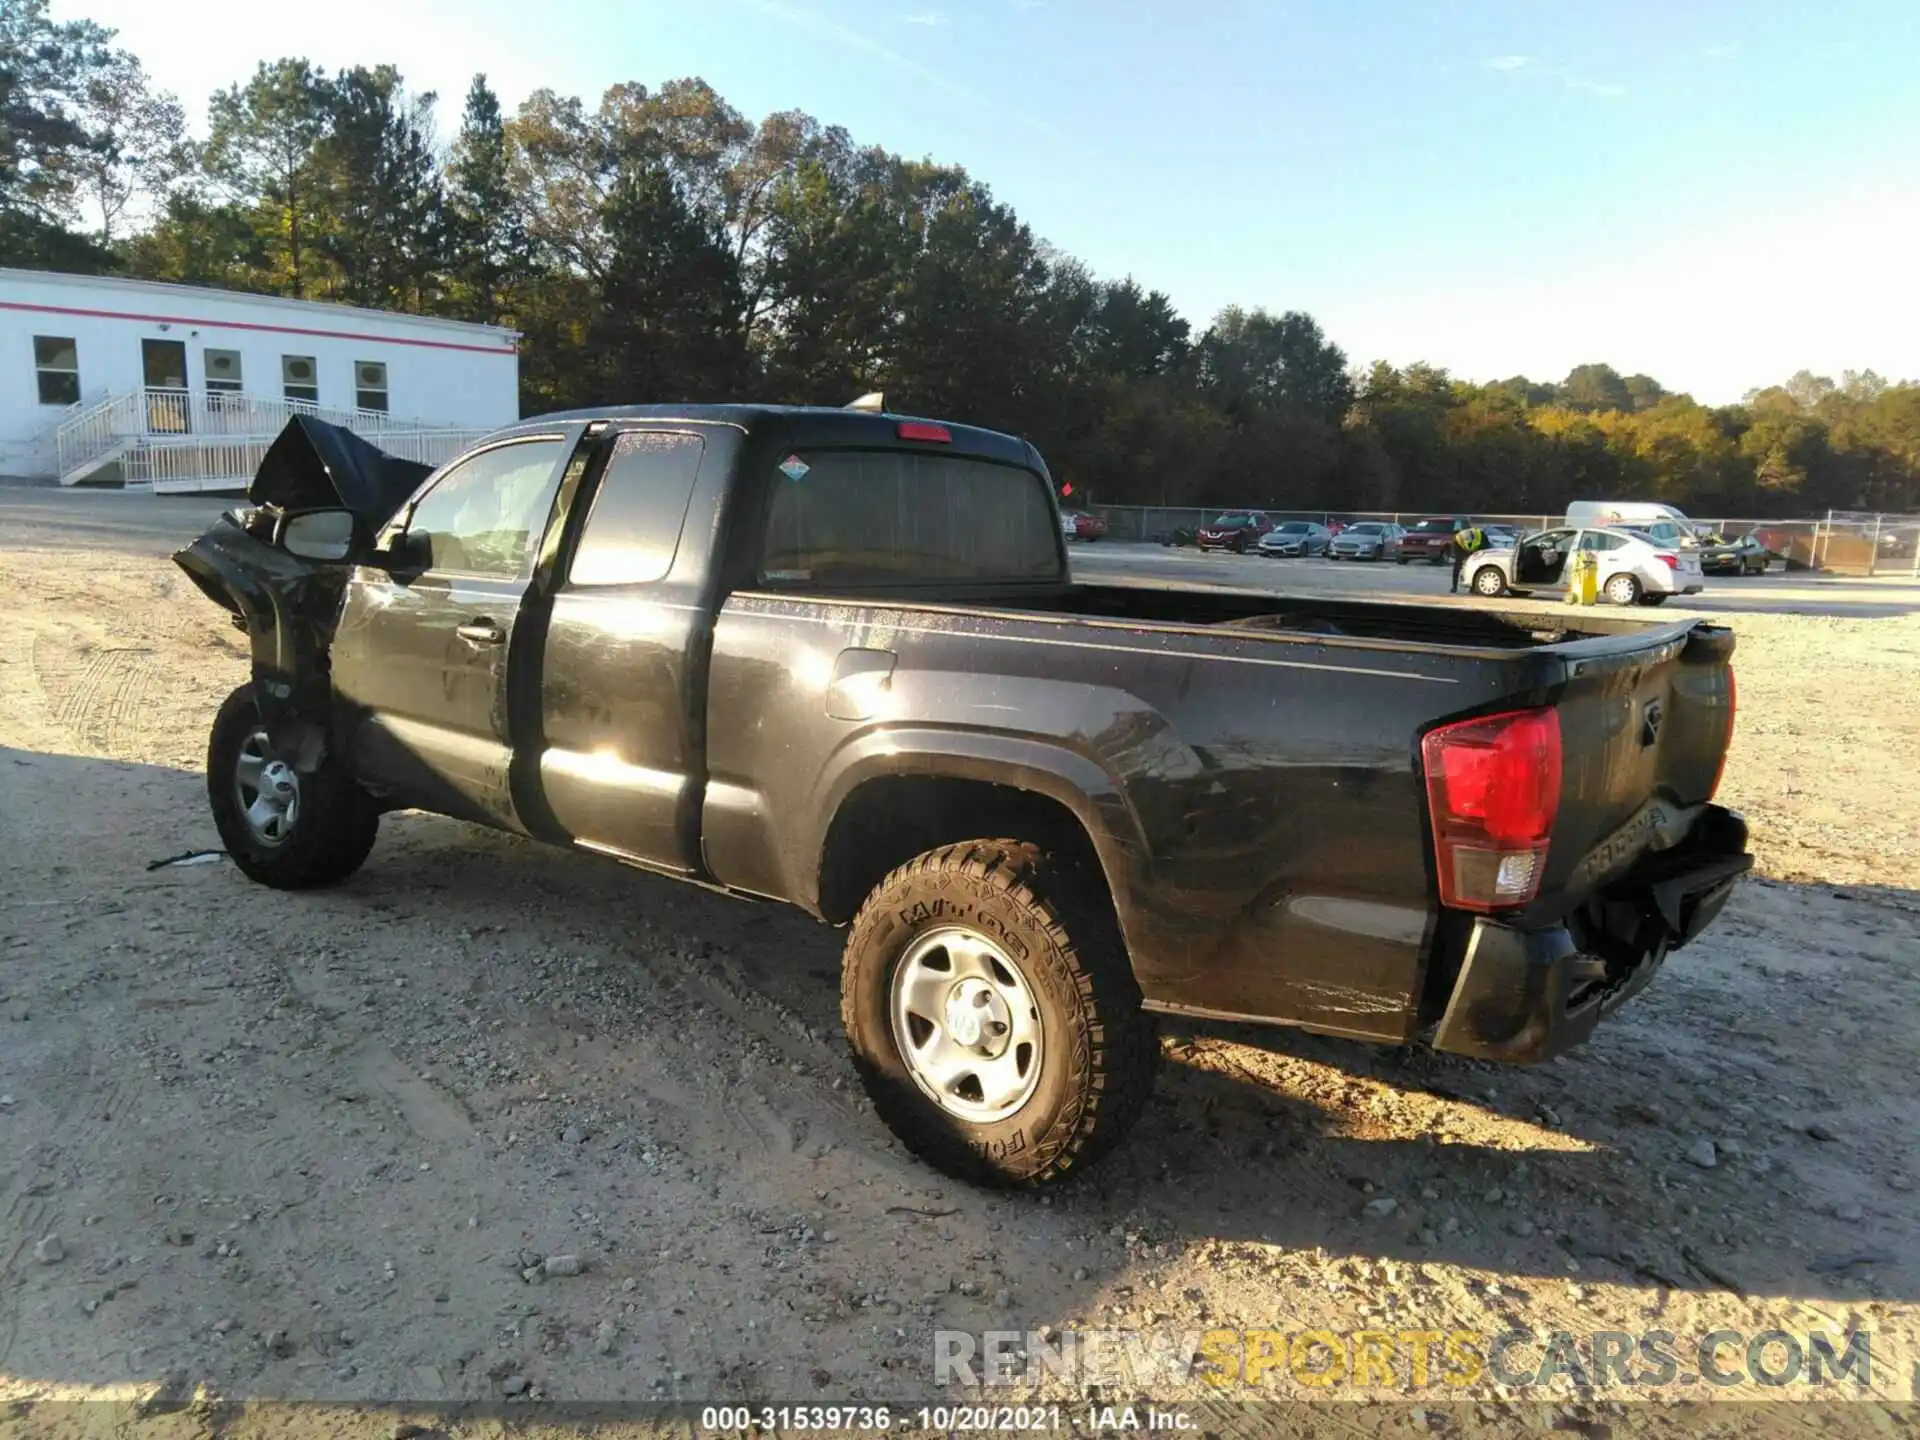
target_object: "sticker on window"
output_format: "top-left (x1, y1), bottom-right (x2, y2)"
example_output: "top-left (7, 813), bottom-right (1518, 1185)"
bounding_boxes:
top-left (778, 455), bottom-right (810, 482)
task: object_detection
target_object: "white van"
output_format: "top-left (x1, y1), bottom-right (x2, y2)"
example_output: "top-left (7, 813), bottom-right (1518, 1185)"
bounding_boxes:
top-left (1564, 501), bottom-right (1700, 548)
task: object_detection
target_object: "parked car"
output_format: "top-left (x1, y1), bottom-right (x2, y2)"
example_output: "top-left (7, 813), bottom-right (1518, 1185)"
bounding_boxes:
top-left (1196, 510), bottom-right (1276, 552)
top-left (1699, 533), bottom-right (1772, 576)
top-left (1565, 501), bottom-right (1702, 549)
top-left (1255, 520), bottom-right (1332, 557)
top-left (1328, 521), bottom-right (1404, 561)
top-left (1060, 508), bottom-right (1107, 542)
top-left (1465, 525), bottom-right (1706, 605)
top-left (1482, 524), bottom-right (1522, 550)
top-left (1396, 516), bottom-right (1472, 565)
top-left (174, 407), bottom-right (1745, 1188)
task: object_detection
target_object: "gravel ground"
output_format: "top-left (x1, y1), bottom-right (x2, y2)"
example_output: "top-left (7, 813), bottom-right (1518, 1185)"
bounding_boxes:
top-left (1, 529), bottom-right (1917, 1438)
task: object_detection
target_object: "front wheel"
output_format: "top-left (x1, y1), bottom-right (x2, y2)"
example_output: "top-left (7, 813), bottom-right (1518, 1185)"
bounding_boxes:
top-left (840, 840), bottom-right (1159, 1187)
top-left (1604, 573), bottom-right (1643, 606)
top-left (208, 683), bottom-right (379, 889)
top-left (1471, 565), bottom-right (1508, 597)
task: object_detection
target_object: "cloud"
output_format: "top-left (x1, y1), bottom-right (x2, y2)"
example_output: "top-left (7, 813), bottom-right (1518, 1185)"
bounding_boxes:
top-left (901, 8), bottom-right (948, 24)
top-left (746, 0), bottom-right (1059, 135)
top-left (1567, 78), bottom-right (1627, 98)
top-left (1484, 55), bottom-right (1533, 72)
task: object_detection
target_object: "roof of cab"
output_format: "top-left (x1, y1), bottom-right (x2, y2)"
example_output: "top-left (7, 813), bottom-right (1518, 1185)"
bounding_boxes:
top-left (502, 404), bottom-right (1042, 470)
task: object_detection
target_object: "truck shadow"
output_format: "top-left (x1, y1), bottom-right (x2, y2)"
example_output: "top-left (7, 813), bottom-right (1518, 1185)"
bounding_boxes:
top-left (347, 810), bottom-right (1920, 1312)
top-left (3, 742), bottom-right (1915, 1412)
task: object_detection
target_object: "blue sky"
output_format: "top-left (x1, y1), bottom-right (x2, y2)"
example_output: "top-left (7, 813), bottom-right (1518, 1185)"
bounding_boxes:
top-left (66, 0), bottom-right (1920, 402)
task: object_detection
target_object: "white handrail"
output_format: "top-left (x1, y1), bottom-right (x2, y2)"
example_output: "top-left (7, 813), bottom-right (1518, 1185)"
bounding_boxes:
top-left (133, 427), bottom-right (491, 494)
top-left (56, 388), bottom-right (486, 486)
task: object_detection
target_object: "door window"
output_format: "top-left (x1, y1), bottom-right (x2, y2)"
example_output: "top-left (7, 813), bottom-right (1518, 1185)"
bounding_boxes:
top-left (568, 431), bottom-right (706, 586)
top-left (406, 439), bottom-right (569, 579)
top-left (1577, 530), bottom-right (1624, 552)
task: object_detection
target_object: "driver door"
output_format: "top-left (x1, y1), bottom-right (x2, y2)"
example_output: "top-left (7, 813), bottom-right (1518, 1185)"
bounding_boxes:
top-left (1516, 528), bottom-right (1574, 585)
top-left (330, 431), bottom-right (578, 831)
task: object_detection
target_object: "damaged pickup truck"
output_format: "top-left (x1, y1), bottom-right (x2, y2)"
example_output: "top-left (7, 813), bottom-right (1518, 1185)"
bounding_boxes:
top-left (176, 406), bottom-right (1749, 1186)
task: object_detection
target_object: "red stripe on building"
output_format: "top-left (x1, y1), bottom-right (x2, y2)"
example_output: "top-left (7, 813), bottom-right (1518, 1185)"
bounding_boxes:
top-left (0, 299), bottom-right (517, 355)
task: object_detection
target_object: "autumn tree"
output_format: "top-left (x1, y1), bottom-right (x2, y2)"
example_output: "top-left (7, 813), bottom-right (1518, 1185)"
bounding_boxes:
top-left (205, 59), bottom-right (331, 296)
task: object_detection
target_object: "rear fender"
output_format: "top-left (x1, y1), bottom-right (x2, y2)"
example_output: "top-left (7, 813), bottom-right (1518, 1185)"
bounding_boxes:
top-left (807, 727), bottom-right (1149, 942)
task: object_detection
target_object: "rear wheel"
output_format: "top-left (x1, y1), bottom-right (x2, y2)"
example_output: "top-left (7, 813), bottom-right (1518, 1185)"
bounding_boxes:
top-left (1604, 573), bottom-right (1643, 606)
top-left (208, 683), bottom-right (378, 889)
top-left (840, 840), bottom-right (1159, 1187)
top-left (1471, 565), bottom-right (1508, 597)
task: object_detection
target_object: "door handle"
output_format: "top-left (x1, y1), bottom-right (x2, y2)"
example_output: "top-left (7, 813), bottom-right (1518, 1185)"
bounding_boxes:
top-left (456, 620), bottom-right (505, 645)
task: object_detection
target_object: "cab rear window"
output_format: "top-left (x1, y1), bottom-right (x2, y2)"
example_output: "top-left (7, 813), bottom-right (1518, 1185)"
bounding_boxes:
top-left (760, 449), bottom-right (1063, 587)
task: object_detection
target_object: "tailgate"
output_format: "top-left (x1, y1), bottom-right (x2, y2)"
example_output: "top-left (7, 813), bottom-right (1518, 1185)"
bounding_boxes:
top-left (1538, 622), bottom-right (1736, 907)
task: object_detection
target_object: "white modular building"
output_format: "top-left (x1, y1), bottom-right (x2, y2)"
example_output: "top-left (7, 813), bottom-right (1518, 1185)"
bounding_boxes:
top-left (0, 268), bottom-right (520, 491)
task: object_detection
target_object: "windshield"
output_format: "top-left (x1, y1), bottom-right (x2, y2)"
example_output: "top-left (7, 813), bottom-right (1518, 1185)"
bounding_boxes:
top-left (1348, 524), bottom-right (1385, 536)
top-left (761, 449), bottom-right (1063, 586)
top-left (1276, 521), bottom-right (1311, 533)
top-left (1412, 519), bottom-right (1456, 533)
top-left (1211, 514), bottom-right (1252, 526)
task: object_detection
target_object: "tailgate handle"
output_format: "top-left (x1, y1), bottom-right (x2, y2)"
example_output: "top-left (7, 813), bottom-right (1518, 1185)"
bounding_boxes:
top-left (826, 648), bottom-right (896, 721)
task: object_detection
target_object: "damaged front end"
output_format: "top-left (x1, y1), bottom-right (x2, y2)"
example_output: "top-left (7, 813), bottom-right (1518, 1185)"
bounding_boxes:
top-left (173, 416), bottom-right (434, 735)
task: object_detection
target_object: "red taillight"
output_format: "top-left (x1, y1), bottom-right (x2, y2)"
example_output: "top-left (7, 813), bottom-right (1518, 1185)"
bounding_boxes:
top-left (1422, 708), bottom-right (1562, 912)
top-left (897, 421), bottom-right (951, 443)
top-left (1655, 552), bottom-right (1678, 569)
top-left (1709, 667), bottom-right (1736, 799)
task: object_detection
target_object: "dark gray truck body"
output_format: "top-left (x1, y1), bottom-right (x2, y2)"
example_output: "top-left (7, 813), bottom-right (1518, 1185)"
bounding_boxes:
top-left (178, 406), bottom-right (1747, 1078)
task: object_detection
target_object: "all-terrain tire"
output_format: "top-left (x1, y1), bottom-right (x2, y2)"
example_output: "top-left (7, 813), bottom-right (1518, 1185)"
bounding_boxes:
top-left (840, 840), bottom-right (1160, 1187)
top-left (207, 682), bottom-right (379, 890)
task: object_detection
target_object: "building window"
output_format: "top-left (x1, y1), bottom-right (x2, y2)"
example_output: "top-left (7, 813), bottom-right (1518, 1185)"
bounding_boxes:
top-left (354, 360), bottom-right (388, 413)
top-left (282, 355), bottom-right (318, 406)
top-left (204, 349), bottom-right (244, 395)
top-left (34, 336), bottom-right (80, 406)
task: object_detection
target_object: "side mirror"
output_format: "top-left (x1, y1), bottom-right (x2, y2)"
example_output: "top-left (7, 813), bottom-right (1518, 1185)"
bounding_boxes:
top-left (281, 509), bottom-right (355, 562)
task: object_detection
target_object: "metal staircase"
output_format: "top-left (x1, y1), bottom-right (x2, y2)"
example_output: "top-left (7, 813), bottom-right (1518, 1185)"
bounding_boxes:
top-left (55, 391), bottom-right (490, 494)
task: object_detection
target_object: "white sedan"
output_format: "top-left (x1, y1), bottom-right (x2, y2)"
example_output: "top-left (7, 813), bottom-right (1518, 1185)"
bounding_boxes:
top-left (1465, 526), bottom-right (1705, 606)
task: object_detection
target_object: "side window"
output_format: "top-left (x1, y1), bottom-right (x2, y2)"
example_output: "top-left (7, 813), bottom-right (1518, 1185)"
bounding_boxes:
top-left (282, 354), bottom-right (318, 405)
top-left (1578, 531), bottom-right (1622, 552)
top-left (34, 336), bottom-right (79, 405)
top-left (568, 431), bottom-right (706, 586)
top-left (406, 439), bottom-right (568, 578)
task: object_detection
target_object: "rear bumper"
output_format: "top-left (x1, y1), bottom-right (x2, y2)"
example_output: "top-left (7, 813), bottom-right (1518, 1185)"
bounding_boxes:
top-left (1430, 805), bottom-right (1751, 1063)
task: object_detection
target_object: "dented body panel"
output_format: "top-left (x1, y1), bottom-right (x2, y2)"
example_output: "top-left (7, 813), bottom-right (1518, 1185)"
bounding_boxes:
top-left (174, 409), bottom-right (1749, 1061)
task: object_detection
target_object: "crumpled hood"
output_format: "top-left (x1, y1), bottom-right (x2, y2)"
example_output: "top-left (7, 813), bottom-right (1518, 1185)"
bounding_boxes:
top-left (250, 415), bottom-right (434, 528)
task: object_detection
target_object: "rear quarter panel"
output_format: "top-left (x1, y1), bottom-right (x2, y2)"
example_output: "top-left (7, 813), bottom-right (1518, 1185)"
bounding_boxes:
top-left (702, 593), bottom-right (1535, 1042)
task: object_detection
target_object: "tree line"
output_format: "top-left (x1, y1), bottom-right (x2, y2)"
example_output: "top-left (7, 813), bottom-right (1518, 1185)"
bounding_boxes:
top-left (4, 0), bottom-right (1915, 518)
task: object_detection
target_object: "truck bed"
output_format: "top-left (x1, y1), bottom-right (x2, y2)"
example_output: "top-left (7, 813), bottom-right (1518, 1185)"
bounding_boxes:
top-left (695, 580), bottom-right (1736, 1046)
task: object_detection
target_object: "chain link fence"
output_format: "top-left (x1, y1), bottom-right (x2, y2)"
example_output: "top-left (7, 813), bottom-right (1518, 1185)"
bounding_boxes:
top-left (1086, 505), bottom-right (1920, 575)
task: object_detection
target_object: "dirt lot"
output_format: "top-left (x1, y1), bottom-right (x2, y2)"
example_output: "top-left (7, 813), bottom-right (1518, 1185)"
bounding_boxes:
top-left (2, 503), bottom-right (1918, 1437)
